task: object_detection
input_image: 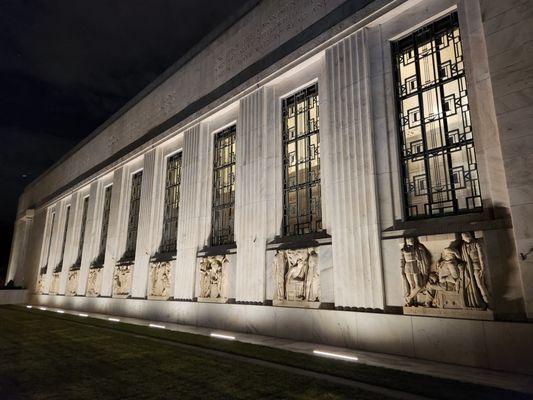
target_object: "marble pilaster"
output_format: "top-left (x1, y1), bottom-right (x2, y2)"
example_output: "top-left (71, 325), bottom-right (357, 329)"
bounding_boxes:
top-left (6, 209), bottom-right (34, 286)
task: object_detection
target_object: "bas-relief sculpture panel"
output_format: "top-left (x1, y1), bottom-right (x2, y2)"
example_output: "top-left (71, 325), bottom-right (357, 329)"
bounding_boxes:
top-left (35, 274), bottom-right (45, 294)
top-left (400, 232), bottom-right (492, 319)
top-left (66, 270), bottom-right (79, 296)
top-left (273, 247), bottom-right (320, 308)
top-left (198, 255), bottom-right (228, 303)
top-left (49, 272), bottom-right (60, 295)
top-left (148, 261), bottom-right (171, 299)
top-left (113, 264), bottom-right (132, 297)
top-left (86, 267), bottom-right (103, 297)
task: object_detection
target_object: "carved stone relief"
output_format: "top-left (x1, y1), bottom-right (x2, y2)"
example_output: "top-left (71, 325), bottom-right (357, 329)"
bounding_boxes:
top-left (112, 264), bottom-right (132, 297)
top-left (401, 232), bottom-right (491, 317)
top-left (148, 261), bottom-right (171, 298)
top-left (198, 255), bottom-right (228, 302)
top-left (86, 267), bottom-right (103, 297)
top-left (49, 272), bottom-right (60, 294)
top-left (35, 274), bottom-right (45, 294)
top-left (66, 270), bottom-right (79, 296)
top-left (273, 247), bottom-right (320, 307)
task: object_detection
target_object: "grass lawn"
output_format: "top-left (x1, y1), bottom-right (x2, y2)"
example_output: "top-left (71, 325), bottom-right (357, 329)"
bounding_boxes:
top-left (0, 306), bottom-right (528, 400)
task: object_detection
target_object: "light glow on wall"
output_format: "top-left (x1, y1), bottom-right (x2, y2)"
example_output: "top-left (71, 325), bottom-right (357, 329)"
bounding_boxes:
top-left (210, 333), bottom-right (235, 340)
top-left (313, 350), bottom-right (358, 362)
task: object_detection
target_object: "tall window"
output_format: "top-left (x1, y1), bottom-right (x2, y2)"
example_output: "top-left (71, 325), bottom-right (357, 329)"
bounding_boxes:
top-left (392, 12), bottom-right (482, 219)
top-left (42, 211), bottom-right (56, 274)
top-left (282, 83), bottom-right (321, 236)
top-left (95, 186), bottom-right (112, 266)
top-left (56, 205), bottom-right (70, 272)
top-left (123, 171), bottom-right (143, 261)
top-left (160, 153), bottom-right (182, 254)
top-left (73, 196), bottom-right (89, 268)
top-left (211, 126), bottom-right (236, 246)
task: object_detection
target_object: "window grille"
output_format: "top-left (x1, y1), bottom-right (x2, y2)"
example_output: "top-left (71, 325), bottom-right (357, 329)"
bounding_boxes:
top-left (73, 196), bottom-right (89, 268)
top-left (94, 186), bottom-right (112, 266)
top-left (123, 171), bottom-right (143, 261)
top-left (282, 83), bottom-right (322, 236)
top-left (56, 205), bottom-right (70, 272)
top-left (159, 153), bottom-right (182, 254)
top-left (392, 12), bottom-right (482, 219)
top-left (211, 126), bottom-right (236, 246)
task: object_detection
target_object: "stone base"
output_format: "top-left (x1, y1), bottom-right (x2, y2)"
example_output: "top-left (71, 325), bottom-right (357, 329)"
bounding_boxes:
top-left (273, 299), bottom-right (322, 309)
top-left (403, 306), bottom-right (494, 320)
top-left (198, 297), bottom-right (229, 303)
top-left (147, 295), bottom-right (171, 301)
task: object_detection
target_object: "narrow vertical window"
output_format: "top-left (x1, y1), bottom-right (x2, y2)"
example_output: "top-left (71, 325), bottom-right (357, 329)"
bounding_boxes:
top-left (282, 83), bottom-right (321, 236)
top-left (41, 211), bottom-right (56, 274)
top-left (160, 153), bottom-right (182, 254)
top-left (55, 205), bottom-right (70, 272)
top-left (123, 171), bottom-right (143, 261)
top-left (392, 12), bottom-right (482, 219)
top-left (94, 186), bottom-right (112, 266)
top-left (211, 126), bottom-right (236, 246)
top-left (73, 196), bottom-right (89, 269)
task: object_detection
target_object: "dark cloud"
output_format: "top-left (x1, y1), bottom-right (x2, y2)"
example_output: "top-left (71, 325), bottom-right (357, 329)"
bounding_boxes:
top-left (0, 0), bottom-right (251, 282)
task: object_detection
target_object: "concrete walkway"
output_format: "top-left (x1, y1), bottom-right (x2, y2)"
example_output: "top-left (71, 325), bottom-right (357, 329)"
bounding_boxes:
top-left (23, 304), bottom-right (533, 395)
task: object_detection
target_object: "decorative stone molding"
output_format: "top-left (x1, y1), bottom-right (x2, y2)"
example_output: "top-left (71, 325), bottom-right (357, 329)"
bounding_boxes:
top-left (112, 264), bottom-right (133, 297)
top-left (401, 232), bottom-right (492, 319)
top-left (273, 247), bottom-right (320, 308)
top-left (148, 261), bottom-right (171, 299)
top-left (198, 255), bottom-right (228, 303)
top-left (49, 272), bottom-right (60, 294)
top-left (86, 267), bottom-right (103, 297)
top-left (66, 270), bottom-right (79, 296)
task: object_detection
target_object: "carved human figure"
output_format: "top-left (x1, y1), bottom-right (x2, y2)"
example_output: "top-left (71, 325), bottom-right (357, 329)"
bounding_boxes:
top-left (306, 248), bottom-right (320, 302)
top-left (460, 232), bottom-right (490, 307)
top-left (400, 237), bottom-right (431, 306)
top-left (436, 247), bottom-right (463, 292)
top-left (199, 258), bottom-right (211, 298)
top-left (273, 251), bottom-right (286, 301)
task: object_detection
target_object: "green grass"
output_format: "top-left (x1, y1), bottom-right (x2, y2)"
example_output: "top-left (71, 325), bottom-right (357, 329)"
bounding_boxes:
top-left (0, 306), bottom-right (528, 400)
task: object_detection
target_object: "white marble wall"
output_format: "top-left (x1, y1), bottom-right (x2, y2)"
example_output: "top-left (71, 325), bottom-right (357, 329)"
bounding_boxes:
top-left (5, 210), bottom-right (33, 285)
top-left (324, 29), bottom-right (384, 309)
top-left (235, 88), bottom-right (268, 302)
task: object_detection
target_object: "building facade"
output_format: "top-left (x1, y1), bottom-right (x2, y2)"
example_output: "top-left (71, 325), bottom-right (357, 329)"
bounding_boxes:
top-left (6, 0), bottom-right (533, 374)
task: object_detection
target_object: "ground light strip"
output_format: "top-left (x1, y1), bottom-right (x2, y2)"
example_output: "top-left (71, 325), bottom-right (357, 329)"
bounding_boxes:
top-left (313, 350), bottom-right (358, 361)
top-left (56, 310), bottom-right (65, 314)
top-left (210, 333), bottom-right (236, 340)
top-left (108, 317), bottom-right (120, 322)
top-left (78, 313), bottom-right (88, 317)
top-left (39, 307), bottom-right (47, 311)
top-left (149, 323), bottom-right (166, 329)
top-left (26, 305), bottom-right (32, 309)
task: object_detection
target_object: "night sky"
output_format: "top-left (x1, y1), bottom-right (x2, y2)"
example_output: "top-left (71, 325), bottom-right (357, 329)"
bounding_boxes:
top-left (0, 0), bottom-right (250, 283)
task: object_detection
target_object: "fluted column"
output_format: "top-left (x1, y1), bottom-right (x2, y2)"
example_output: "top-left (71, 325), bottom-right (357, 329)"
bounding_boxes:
top-left (175, 124), bottom-right (211, 299)
top-left (77, 180), bottom-right (102, 295)
top-left (58, 192), bottom-right (81, 294)
top-left (324, 29), bottom-right (384, 309)
top-left (235, 88), bottom-right (268, 302)
top-left (6, 209), bottom-right (34, 286)
top-left (100, 167), bottom-right (128, 297)
top-left (131, 148), bottom-right (163, 298)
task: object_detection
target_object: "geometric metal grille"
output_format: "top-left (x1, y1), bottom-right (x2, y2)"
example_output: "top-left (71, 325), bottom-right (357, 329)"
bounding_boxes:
top-left (392, 12), bottom-right (482, 219)
top-left (123, 171), bottom-right (143, 261)
top-left (56, 205), bottom-right (70, 272)
top-left (73, 196), bottom-right (89, 269)
top-left (282, 83), bottom-right (321, 236)
top-left (211, 125), bottom-right (236, 247)
top-left (94, 185), bottom-right (112, 266)
top-left (160, 152), bottom-right (182, 254)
